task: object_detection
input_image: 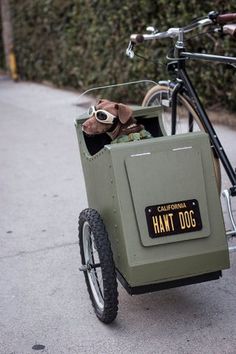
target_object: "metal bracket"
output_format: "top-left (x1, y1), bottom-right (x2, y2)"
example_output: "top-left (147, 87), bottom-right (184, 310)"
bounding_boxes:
top-left (167, 61), bottom-right (179, 74)
top-left (79, 263), bottom-right (101, 272)
top-left (79, 264), bottom-right (89, 272)
top-left (222, 189), bottom-right (236, 240)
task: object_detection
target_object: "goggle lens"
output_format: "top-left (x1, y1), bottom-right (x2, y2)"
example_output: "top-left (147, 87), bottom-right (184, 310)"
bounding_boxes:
top-left (96, 111), bottom-right (107, 121)
top-left (88, 106), bottom-right (95, 116)
top-left (88, 105), bottom-right (117, 124)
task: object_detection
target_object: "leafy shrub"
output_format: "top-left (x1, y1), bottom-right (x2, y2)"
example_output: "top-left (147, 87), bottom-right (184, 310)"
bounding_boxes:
top-left (9, 0), bottom-right (236, 110)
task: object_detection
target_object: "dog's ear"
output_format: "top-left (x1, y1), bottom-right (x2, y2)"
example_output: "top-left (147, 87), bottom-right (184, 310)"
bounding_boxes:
top-left (116, 103), bottom-right (133, 124)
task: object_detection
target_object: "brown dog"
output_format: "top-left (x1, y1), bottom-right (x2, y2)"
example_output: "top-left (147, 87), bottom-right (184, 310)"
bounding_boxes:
top-left (82, 99), bottom-right (151, 143)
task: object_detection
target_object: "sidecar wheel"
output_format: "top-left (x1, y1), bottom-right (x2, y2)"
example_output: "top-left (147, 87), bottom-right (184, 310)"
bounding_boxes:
top-left (78, 208), bottom-right (118, 324)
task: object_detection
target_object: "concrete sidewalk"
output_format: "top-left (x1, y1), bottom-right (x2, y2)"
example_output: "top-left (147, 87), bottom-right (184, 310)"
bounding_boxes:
top-left (0, 79), bottom-right (236, 354)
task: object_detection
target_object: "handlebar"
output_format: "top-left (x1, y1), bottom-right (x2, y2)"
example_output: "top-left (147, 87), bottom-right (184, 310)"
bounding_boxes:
top-left (128, 12), bottom-right (236, 44)
top-left (129, 18), bottom-right (212, 44)
top-left (126, 11), bottom-right (236, 58)
top-left (223, 24), bottom-right (236, 38)
top-left (216, 13), bottom-right (236, 24)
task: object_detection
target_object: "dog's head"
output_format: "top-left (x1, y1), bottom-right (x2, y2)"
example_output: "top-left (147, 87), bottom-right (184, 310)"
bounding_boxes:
top-left (82, 99), bottom-right (133, 136)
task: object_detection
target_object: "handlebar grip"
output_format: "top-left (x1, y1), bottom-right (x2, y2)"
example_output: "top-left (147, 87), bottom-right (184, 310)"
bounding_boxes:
top-left (130, 34), bottom-right (145, 44)
top-left (216, 13), bottom-right (236, 24)
top-left (223, 24), bottom-right (236, 38)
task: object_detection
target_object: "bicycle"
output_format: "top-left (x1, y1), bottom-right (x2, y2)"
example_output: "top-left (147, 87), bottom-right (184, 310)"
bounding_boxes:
top-left (126, 10), bottom-right (236, 245)
top-left (75, 11), bottom-right (236, 324)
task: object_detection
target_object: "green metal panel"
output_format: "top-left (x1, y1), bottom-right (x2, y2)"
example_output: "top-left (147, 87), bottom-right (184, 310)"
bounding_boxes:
top-left (125, 147), bottom-right (210, 246)
top-left (75, 106), bottom-right (229, 288)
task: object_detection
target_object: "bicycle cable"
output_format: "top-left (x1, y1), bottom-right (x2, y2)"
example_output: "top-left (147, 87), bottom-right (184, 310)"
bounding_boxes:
top-left (133, 48), bottom-right (168, 68)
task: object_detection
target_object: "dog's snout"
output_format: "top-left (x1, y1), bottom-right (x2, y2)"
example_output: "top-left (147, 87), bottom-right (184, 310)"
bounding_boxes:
top-left (82, 120), bottom-right (90, 133)
top-left (82, 116), bottom-right (109, 135)
top-left (82, 121), bottom-right (87, 129)
top-left (82, 119), bottom-right (92, 129)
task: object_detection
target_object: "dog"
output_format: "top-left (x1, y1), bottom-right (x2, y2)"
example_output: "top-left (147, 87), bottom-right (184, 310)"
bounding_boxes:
top-left (82, 99), bottom-right (152, 143)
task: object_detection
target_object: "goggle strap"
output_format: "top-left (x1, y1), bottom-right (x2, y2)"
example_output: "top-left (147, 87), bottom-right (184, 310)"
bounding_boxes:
top-left (106, 117), bottom-right (119, 132)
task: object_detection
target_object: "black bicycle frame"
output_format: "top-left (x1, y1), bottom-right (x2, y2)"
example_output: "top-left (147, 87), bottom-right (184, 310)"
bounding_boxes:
top-left (170, 51), bottom-right (236, 195)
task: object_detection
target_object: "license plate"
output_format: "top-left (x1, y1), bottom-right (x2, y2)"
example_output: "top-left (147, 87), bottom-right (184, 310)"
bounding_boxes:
top-left (145, 199), bottom-right (202, 238)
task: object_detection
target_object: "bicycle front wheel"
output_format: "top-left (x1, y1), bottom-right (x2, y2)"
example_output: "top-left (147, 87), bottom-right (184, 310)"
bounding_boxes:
top-left (142, 84), bottom-right (221, 191)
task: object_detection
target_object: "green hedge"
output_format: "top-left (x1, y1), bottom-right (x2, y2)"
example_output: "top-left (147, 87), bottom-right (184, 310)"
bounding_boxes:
top-left (8, 0), bottom-right (236, 109)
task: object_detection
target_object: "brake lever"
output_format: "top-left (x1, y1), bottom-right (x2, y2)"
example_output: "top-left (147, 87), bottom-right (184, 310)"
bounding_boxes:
top-left (126, 41), bottom-right (135, 59)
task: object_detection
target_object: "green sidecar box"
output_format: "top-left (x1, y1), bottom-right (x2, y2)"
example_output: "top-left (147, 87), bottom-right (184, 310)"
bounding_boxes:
top-left (75, 105), bottom-right (229, 294)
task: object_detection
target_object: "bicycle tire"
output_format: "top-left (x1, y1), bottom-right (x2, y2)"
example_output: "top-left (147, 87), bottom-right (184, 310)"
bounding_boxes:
top-left (142, 84), bottom-right (221, 192)
top-left (78, 208), bottom-right (118, 324)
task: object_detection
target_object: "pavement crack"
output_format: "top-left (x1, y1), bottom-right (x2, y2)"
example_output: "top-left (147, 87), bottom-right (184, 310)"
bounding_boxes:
top-left (0, 241), bottom-right (78, 260)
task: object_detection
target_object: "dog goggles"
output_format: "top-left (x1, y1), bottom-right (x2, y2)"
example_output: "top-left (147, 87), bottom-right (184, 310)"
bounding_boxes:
top-left (88, 105), bottom-right (117, 124)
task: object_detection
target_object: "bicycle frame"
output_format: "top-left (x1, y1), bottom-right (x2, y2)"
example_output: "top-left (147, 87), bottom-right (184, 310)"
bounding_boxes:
top-left (168, 49), bottom-right (236, 196)
top-left (127, 14), bottom-right (236, 244)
